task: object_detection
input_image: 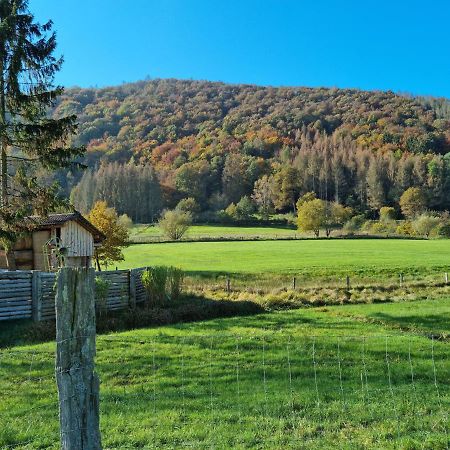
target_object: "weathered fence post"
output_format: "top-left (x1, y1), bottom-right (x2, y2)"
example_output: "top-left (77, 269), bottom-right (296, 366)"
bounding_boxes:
top-left (226, 275), bottom-right (231, 294)
top-left (55, 267), bottom-right (102, 450)
top-left (346, 275), bottom-right (350, 290)
top-left (292, 277), bottom-right (296, 290)
top-left (445, 272), bottom-right (448, 285)
top-left (31, 271), bottom-right (42, 322)
top-left (399, 273), bottom-right (403, 287)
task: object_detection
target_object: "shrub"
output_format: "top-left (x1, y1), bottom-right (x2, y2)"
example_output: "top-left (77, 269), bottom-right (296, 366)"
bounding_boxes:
top-left (176, 197), bottom-right (200, 220)
top-left (396, 221), bottom-right (414, 236)
top-left (379, 206), bottom-right (396, 222)
top-left (412, 214), bottom-right (441, 238)
top-left (118, 214), bottom-right (133, 229)
top-left (95, 277), bottom-right (110, 317)
top-left (158, 209), bottom-right (192, 240)
top-left (343, 214), bottom-right (366, 233)
top-left (438, 222), bottom-right (450, 238)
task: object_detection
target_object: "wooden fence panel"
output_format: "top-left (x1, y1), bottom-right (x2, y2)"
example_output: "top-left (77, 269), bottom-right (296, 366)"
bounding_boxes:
top-left (0, 267), bottom-right (148, 321)
top-left (132, 267), bottom-right (148, 305)
top-left (0, 271), bottom-right (32, 321)
top-left (40, 273), bottom-right (57, 321)
top-left (96, 270), bottom-right (130, 311)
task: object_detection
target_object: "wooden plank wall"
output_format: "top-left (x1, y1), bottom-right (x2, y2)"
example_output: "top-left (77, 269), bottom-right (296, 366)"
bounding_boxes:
top-left (0, 267), bottom-right (149, 322)
top-left (132, 268), bottom-right (148, 304)
top-left (98, 270), bottom-right (130, 311)
top-left (0, 271), bottom-right (33, 321)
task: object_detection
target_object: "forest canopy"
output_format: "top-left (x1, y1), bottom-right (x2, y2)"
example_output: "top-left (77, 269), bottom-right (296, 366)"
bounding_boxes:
top-left (59, 79), bottom-right (450, 220)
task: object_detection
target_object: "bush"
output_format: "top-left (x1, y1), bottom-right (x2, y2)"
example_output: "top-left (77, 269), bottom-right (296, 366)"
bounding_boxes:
top-left (412, 214), bottom-right (441, 238)
top-left (141, 266), bottom-right (184, 306)
top-left (118, 214), bottom-right (133, 229)
top-left (396, 221), bottom-right (414, 236)
top-left (438, 222), bottom-right (450, 238)
top-left (343, 214), bottom-right (366, 233)
top-left (158, 209), bottom-right (192, 240)
top-left (176, 197), bottom-right (200, 220)
top-left (95, 277), bottom-right (110, 317)
top-left (379, 206), bottom-right (396, 222)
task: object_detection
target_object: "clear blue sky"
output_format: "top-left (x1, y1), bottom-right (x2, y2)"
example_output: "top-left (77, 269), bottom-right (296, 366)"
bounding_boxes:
top-left (33, 0), bottom-right (450, 97)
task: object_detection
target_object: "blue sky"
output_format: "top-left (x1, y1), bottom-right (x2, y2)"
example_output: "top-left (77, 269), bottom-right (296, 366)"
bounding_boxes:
top-left (33, 0), bottom-right (450, 97)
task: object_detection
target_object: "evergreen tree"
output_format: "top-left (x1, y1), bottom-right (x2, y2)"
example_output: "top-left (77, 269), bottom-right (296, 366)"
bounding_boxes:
top-left (0, 0), bottom-right (84, 268)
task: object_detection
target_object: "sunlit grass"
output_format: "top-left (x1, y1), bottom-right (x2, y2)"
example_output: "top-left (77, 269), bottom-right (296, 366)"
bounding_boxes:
top-left (1, 299), bottom-right (449, 449)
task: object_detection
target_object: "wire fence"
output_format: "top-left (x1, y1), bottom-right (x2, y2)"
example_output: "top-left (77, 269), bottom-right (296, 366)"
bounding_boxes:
top-left (0, 332), bottom-right (448, 449)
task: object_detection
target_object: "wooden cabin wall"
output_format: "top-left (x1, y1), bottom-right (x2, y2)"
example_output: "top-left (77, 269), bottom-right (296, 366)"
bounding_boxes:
top-left (61, 221), bottom-right (94, 257)
top-left (0, 235), bottom-right (33, 270)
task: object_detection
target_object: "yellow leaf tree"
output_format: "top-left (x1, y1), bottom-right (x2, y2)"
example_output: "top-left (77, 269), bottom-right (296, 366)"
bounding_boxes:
top-left (88, 201), bottom-right (129, 270)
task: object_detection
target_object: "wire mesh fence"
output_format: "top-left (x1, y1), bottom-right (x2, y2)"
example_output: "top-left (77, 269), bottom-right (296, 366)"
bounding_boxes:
top-left (0, 332), bottom-right (448, 449)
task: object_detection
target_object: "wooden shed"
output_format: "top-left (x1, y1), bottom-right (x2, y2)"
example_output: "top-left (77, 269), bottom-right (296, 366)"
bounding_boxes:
top-left (0, 212), bottom-right (105, 271)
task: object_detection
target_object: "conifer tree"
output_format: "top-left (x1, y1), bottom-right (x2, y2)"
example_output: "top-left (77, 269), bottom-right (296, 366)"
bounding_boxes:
top-left (0, 0), bottom-right (84, 268)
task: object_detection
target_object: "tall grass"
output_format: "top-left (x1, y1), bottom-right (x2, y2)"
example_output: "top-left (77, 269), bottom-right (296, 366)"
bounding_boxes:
top-left (141, 266), bottom-right (184, 306)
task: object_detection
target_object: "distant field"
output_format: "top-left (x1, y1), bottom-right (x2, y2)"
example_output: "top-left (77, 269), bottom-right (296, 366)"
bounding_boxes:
top-left (119, 238), bottom-right (450, 279)
top-left (129, 224), bottom-right (298, 242)
top-left (1, 298), bottom-right (448, 449)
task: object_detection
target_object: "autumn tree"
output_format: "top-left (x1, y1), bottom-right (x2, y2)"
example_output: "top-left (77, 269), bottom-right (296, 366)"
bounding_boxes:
top-left (176, 197), bottom-right (200, 220)
top-left (0, 1), bottom-right (84, 268)
top-left (379, 206), bottom-right (396, 222)
top-left (88, 201), bottom-right (129, 270)
top-left (273, 166), bottom-right (300, 212)
top-left (399, 187), bottom-right (427, 219)
top-left (158, 209), bottom-right (192, 240)
top-left (252, 175), bottom-right (275, 219)
top-left (324, 202), bottom-right (352, 237)
top-left (297, 198), bottom-right (326, 237)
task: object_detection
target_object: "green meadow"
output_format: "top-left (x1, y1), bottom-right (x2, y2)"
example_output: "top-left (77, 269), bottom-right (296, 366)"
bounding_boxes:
top-left (129, 223), bottom-right (298, 242)
top-left (119, 238), bottom-right (450, 279)
top-left (1, 298), bottom-right (449, 449)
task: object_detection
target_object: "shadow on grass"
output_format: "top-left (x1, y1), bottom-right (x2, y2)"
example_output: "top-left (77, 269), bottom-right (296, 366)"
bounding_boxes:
top-left (366, 312), bottom-right (450, 336)
top-left (0, 294), bottom-right (265, 349)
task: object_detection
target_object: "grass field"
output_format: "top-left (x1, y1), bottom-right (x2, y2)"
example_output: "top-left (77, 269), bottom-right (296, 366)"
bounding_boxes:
top-left (119, 238), bottom-right (450, 279)
top-left (0, 298), bottom-right (449, 449)
top-left (129, 224), bottom-right (298, 242)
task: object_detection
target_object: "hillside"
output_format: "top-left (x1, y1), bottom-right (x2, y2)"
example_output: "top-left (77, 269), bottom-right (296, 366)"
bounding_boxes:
top-left (58, 79), bottom-right (450, 220)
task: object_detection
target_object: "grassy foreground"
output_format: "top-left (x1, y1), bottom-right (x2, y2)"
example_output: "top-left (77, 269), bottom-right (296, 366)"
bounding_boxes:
top-left (1, 298), bottom-right (449, 449)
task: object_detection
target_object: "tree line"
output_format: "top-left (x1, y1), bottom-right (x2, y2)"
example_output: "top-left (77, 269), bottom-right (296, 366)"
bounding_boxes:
top-left (71, 126), bottom-right (450, 223)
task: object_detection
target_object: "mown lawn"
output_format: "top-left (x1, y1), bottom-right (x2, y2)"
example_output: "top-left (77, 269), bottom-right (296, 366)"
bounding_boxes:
top-left (119, 238), bottom-right (450, 279)
top-left (1, 298), bottom-right (449, 449)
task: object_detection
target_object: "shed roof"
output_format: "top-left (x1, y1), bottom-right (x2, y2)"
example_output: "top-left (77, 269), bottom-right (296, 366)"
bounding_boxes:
top-left (28, 211), bottom-right (105, 243)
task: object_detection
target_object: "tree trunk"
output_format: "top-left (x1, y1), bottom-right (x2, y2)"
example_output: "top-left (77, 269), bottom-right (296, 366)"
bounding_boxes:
top-left (5, 249), bottom-right (16, 271)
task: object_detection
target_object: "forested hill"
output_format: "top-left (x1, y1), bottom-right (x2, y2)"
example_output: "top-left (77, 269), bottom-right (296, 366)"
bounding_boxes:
top-left (57, 79), bottom-right (450, 161)
top-left (61, 79), bottom-right (450, 221)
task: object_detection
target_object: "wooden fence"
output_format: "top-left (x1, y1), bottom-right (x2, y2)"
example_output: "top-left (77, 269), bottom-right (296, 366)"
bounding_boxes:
top-left (0, 267), bottom-right (148, 322)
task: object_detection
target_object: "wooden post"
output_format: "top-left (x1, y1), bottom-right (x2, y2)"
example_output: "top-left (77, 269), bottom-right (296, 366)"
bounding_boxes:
top-left (55, 268), bottom-right (102, 450)
top-left (226, 275), bottom-right (231, 294)
top-left (292, 277), bottom-right (296, 290)
top-left (129, 269), bottom-right (137, 309)
top-left (399, 273), bottom-right (403, 287)
top-left (445, 273), bottom-right (448, 285)
top-left (31, 271), bottom-right (42, 322)
top-left (346, 275), bottom-right (350, 290)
